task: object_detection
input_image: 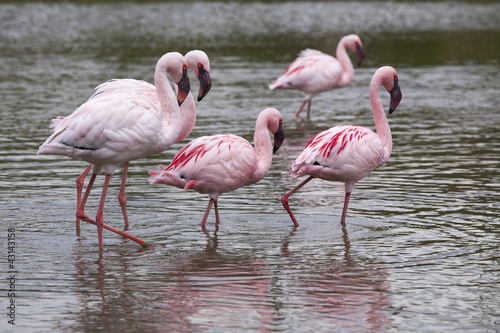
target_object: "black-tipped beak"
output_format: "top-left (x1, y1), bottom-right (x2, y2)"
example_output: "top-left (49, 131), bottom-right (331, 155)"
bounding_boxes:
top-left (197, 66), bottom-right (212, 102)
top-left (389, 80), bottom-right (402, 114)
top-left (356, 44), bottom-right (366, 67)
top-left (177, 67), bottom-right (190, 106)
top-left (273, 122), bottom-right (285, 153)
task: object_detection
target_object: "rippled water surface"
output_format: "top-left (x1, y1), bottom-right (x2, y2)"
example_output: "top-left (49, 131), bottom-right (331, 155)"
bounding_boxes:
top-left (1, 1), bottom-right (499, 332)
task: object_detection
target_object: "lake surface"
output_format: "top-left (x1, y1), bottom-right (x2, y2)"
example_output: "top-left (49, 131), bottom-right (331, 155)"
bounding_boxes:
top-left (1, 1), bottom-right (499, 332)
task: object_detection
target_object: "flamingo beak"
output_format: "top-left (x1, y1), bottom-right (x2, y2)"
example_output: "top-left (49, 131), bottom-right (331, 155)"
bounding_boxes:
top-left (197, 66), bottom-right (212, 102)
top-left (177, 67), bottom-right (191, 106)
top-left (273, 122), bottom-right (285, 153)
top-left (356, 44), bottom-right (366, 66)
top-left (389, 79), bottom-right (402, 114)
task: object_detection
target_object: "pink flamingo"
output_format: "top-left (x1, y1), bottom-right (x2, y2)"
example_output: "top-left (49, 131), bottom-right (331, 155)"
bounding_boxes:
top-left (38, 52), bottom-right (191, 250)
top-left (149, 108), bottom-right (285, 227)
top-left (269, 34), bottom-right (365, 119)
top-left (66, 50), bottom-right (211, 229)
top-left (281, 66), bottom-right (402, 226)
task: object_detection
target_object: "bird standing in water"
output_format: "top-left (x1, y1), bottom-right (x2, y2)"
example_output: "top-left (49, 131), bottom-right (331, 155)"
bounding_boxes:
top-left (149, 108), bottom-right (285, 228)
top-left (269, 34), bottom-right (365, 119)
top-left (281, 66), bottom-right (402, 226)
top-left (38, 52), bottom-right (191, 250)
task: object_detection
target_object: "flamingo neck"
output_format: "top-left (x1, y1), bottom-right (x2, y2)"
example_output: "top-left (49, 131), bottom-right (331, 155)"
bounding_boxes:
top-left (336, 39), bottom-right (355, 87)
top-left (175, 86), bottom-right (196, 143)
top-left (251, 117), bottom-right (274, 183)
top-left (370, 75), bottom-right (392, 160)
top-left (154, 61), bottom-right (181, 146)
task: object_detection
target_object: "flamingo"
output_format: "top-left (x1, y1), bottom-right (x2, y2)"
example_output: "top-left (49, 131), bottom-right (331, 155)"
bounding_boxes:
top-left (148, 108), bottom-right (285, 228)
top-left (66, 50), bottom-right (212, 229)
top-left (268, 34), bottom-right (365, 119)
top-left (281, 66), bottom-right (402, 226)
top-left (38, 52), bottom-right (191, 250)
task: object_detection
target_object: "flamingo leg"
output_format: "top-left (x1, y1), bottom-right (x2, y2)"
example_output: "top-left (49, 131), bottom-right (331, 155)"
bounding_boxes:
top-left (306, 100), bottom-right (312, 120)
top-left (76, 173), bottom-right (152, 250)
top-left (200, 198), bottom-right (214, 228)
top-left (340, 192), bottom-right (351, 227)
top-left (213, 200), bottom-right (220, 224)
top-left (75, 165), bottom-right (92, 230)
top-left (295, 100), bottom-right (309, 118)
top-left (281, 176), bottom-right (313, 226)
top-left (76, 173), bottom-right (98, 226)
top-left (94, 174), bottom-right (113, 251)
top-left (118, 162), bottom-right (130, 227)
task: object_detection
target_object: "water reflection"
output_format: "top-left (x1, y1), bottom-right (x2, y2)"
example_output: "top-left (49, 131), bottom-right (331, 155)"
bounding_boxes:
top-left (280, 227), bottom-right (392, 332)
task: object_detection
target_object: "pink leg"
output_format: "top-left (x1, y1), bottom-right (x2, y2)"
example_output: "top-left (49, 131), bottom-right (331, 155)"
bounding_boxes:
top-left (94, 174), bottom-right (113, 251)
top-left (118, 162), bottom-right (130, 227)
top-left (200, 199), bottom-right (214, 228)
top-left (306, 100), bottom-right (312, 120)
top-left (77, 173), bottom-right (152, 250)
top-left (75, 165), bottom-right (92, 230)
top-left (340, 192), bottom-right (351, 227)
top-left (76, 173), bottom-right (98, 225)
top-left (281, 176), bottom-right (313, 226)
top-left (213, 200), bottom-right (220, 224)
top-left (295, 100), bottom-right (309, 118)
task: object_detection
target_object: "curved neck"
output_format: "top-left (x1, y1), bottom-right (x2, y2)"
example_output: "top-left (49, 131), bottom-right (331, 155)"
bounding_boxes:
top-left (369, 77), bottom-right (392, 160)
top-left (336, 39), bottom-right (355, 87)
top-left (154, 61), bottom-right (182, 146)
top-left (175, 86), bottom-right (196, 143)
top-left (251, 117), bottom-right (273, 182)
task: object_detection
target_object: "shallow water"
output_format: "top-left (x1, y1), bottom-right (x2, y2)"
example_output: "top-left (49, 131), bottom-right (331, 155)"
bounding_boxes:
top-left (1, 1), bottom-right (499, 332)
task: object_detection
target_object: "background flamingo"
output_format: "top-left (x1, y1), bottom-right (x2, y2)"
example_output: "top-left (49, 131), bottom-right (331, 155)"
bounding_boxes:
top-left (281, 66), bottom-right (402, 226)
top-left (269, 34), bottom-right (365, 119)
top-left (68, 50), bottom-right (211, 229)
top-left (38, 52), bottom-right (190, 250)
top-left (149, 108), bottom-right (285, 228)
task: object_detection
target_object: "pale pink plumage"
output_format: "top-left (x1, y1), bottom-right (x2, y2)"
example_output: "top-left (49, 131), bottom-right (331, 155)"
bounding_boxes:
top-left (282, 66), bottom-right (402, 226)
top-left (149, 108), bottom-right (285, 228)
top-left (269, 34), bottom-right (365, 119)
top-left (38, 52), bottom-right (191, 251)
top-left (45, 51), bottom-right (211, 239)
top-left (90, 50), bottom-right (211, 143)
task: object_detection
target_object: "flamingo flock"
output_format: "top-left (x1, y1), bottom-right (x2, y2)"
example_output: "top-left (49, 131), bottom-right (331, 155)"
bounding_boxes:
top-left (38, 34), bottom-right (403, 251)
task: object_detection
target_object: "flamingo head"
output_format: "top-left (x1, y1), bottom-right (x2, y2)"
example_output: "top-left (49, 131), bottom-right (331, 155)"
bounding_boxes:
top-left (388, 74), bottom-right (402, 114)
top-left (273, 119), bottom-right (285, 153)
top-left (185, 50), bottom-right (212, 102)
top-left (197, 65), bottom-right (212, 102)
top-left (177, 64), bottom-right (190, 106)
top-left (343, 34), bottom-right (365, 66)
top-left (356, 43), bottom-right (366, 66)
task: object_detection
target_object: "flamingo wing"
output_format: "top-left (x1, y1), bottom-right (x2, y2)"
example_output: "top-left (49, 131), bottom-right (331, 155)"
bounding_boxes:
top-left (290, 125), bottom-right (386, 183)
top-left (39, 92), bottom-right (163, 164)
top-left (269, 49), bottom-right (343, 93)
top-left (149, 134), bottom-right (257, 195)
top-left (90, 79), bottom-right (158, 101)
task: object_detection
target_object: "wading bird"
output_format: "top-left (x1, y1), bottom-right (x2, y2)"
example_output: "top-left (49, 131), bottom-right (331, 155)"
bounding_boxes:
top-left (281, 66), bottom-right (402, 226)
top-left (66, 50), bottom-right (211, 229)
top-left (149, 108), bottom-right (285, 228)
top-left (38, 52), bottom-right (191, 250)
top-left (269, 34), bottom-right (365, 119)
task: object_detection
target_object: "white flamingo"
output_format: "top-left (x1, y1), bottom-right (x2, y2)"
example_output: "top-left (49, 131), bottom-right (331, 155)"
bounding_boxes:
top-left (38, 52), bottom-right (191, 250)
top-left (66, 50), bottom-right (211, 229)
top-left (281, 66), bottom-right (402, 226)
top-left (269, 34), bottom-right (365, 119)
top-left (149, 108), bottom-right (285, 228)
